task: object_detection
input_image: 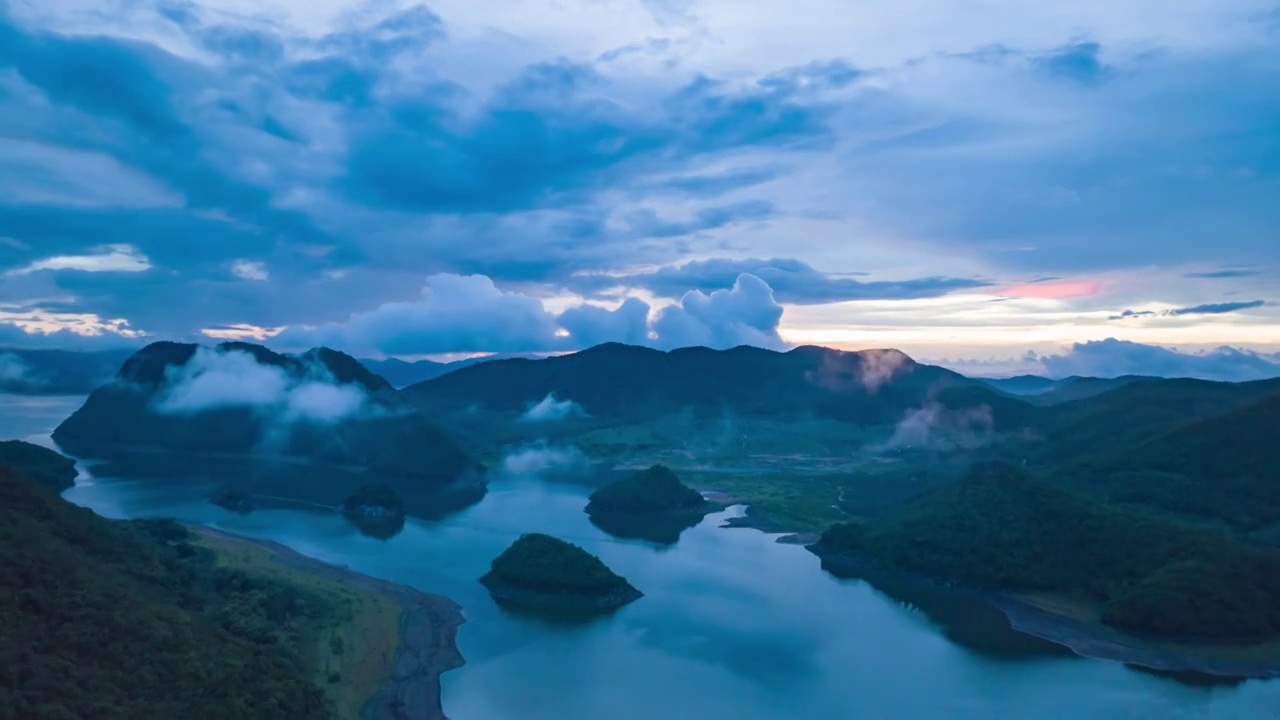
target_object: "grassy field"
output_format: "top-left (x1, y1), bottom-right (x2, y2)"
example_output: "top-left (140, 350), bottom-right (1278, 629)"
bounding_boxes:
top-left (197, 534), bottom-right (404, 719)
top-left (684, 471), bottom-right (849, 533)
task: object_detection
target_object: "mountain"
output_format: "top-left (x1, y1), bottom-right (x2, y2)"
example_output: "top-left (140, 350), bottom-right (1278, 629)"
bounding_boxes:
top-left (0, 347), bottom-right (135, 395)
top-left (980, 375), bottom-right (1153, 405)
top-left (1054, 391), bottom-right (1280, 534)
top-left (53, 342), bottom-right (484, 513)
top-left (0, 466), bottom-right (331, 718)
top-left (979, 375), bottom-right (1060, 396)
top-left (405, 343), bottom-right (1036, 430)
top-left (811, 462), bottom-right (1280, 642)
top-left (1026, 376), bottom-right (1280, 465)
top-left (360, 353), bottom-right (541, 388)
top-left (0, 440), bottom-right (77, 493)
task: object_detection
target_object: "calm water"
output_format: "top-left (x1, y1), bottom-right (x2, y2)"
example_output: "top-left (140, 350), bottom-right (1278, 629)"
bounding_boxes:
top-left (7, 395), bottom-right (1280, 719)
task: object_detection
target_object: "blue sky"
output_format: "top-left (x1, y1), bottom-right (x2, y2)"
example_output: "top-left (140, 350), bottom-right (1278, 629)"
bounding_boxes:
top-left (0, 0), bottom-right (1277, 378)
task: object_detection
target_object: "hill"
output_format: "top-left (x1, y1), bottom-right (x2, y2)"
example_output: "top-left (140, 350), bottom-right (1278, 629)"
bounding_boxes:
top-left (0, 440), bottom-right (77, 493)
top-left (0, 466), bottom-right (330, 718)
top-left (52, 342), bottom-right (484, 514)
top-left (0, 347), bottom-right (135, 395)
top-left (1055, 392), bottom-right (1280, 534)
top-left (585, 465), bottom-right (717, 544)
top-left (1025, 376), bottom-right (1280, 465)
top-left (406, 343), bottom-right (1035, 430)
top-left (981, 375), bottom-right (1154, 405)
top-left (480, 533), bottom-right (642, 612)
top-left (811, 462), bottom-right (1280, 643)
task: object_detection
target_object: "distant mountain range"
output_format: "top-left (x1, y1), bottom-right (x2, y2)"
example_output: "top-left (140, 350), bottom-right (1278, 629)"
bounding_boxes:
top-left (0, 348), bottom-right (135, 395)
top-left (358, 353), bottom-right (537, 388)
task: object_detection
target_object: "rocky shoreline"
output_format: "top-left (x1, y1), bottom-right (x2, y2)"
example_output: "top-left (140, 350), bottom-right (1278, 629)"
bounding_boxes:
top-left (192, 527), bottom-right (467, 720)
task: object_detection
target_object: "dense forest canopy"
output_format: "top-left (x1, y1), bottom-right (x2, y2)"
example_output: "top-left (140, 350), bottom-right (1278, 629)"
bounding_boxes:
top-left (483, 533), bottom-right (637, 596)
top-left (813, 462), bottom-right (1280, 642)
top-left (0, 466), bottom-right (336, 719)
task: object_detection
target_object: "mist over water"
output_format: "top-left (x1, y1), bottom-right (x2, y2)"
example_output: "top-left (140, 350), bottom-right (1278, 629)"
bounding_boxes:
top-left (6, 395), bottom-right (1279, 720)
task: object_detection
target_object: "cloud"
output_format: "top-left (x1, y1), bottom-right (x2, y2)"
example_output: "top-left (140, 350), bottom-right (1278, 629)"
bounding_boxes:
top-left (571, 257), bottom-right (987, 304)
top-left (0, 352), bottom-right (37, 386)
top-left (1168, 300), bottom-right (1267, 316)
top-left (651, 273), bottom-right (786, 350)
top-left (874, 401), bottom-right (994, 452)
top-left (7, 244), bottom-right (152, 276)
top-left (1109, 300), bottom-right (1266, 320)
top-left (500, 443), bottom-right (587, 476)
top-left (231, 260), bottom-right (269, 282)
top-left (804, 348), bottom-right (914, 393)
top-left (1039, 339), bottom-right (1280, 382)
top-left (275, 273), bottom-right (561, 355)
top-left (0, 320), bottom-right (145, 351)
top-left (520, 393), bottom-right (586, 422)
top-left (155, 347), bottom-right (367, 423)
top-left (558, 298), bottom-right (652, 347)
top-left (278, 272), bottom-right (787, 355)
top-left (1184, 270), bottom-right (1260, 279)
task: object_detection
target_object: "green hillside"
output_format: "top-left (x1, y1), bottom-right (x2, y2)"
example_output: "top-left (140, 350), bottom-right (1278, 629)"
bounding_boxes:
top-left (812, 462), bottom-right (1280, 642)
top-left (0, 466), bottom-right (332, 719)
top-left (0, 440), bottom-right (77, 493)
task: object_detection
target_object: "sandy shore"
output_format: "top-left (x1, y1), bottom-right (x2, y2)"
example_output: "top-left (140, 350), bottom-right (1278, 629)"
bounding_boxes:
top-left (193, 527), bottom-right (467, 720)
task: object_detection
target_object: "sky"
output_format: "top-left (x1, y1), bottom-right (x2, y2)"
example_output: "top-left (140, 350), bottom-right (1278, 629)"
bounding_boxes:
top-left (0, 0), bottom-right (1277, 378)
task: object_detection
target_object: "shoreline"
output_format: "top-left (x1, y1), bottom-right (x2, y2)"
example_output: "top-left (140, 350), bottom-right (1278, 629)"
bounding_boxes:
top-left (192, 526), bottom-right (467, 720)
top-left (989, 594), bottom-right (1280, 679)
top-left (810, 549), bottom-right (1280, 680)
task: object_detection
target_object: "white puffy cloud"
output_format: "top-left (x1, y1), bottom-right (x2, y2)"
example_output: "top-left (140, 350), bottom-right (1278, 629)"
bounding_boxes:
top-left (154, 347), bottom-right (367, 423)
top-left (277, 272), bottom-right (788, 355)
top-left (520, 393), bottom-right (586, 422)
top-left (651, 273), bottom-right (786, 350)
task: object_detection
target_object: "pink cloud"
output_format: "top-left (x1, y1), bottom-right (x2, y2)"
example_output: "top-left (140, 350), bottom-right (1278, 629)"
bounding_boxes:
top-left (998, 279), bottom-right (1102, 299)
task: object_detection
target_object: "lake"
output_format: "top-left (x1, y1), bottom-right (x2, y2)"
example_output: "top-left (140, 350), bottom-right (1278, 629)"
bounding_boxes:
top-left (7, 394), bottom-right (1279, 719)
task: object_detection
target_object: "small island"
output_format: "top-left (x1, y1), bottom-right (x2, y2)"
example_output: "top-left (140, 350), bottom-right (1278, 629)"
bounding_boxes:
top-left (341, 482), bottom-right (408, 539)
top-left (210, 486), bottom-right (255, 514)
top-left (585, 465), bottom-right (717, 544)
top-left (480, 533), bottom-right (642, 613)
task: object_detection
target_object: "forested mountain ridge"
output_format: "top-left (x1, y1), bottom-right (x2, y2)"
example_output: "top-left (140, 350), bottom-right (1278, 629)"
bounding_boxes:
top-left (405, 343), bottom-right (1037, 429)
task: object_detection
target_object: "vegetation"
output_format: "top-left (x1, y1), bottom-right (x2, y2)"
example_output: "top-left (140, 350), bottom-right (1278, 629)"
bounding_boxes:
top-left (0, 440), bottom-right (77, 493)
top-left (482, 533), bottom-right (637, 596)
top-left (586, 465), bottom-right (707, 514)
top-left (341, 482), bottom-right (408, 539)
top-left (406, 342), bottom-right (1034, 429)
top-left (812, 462), bottom-right (1280, 643)
top-left (52, 341), bottom-right (485, 508)
top-left (0, 466), bottom-right (333, 719)
top-left (1052, 392), bottom-right (1280, 534)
